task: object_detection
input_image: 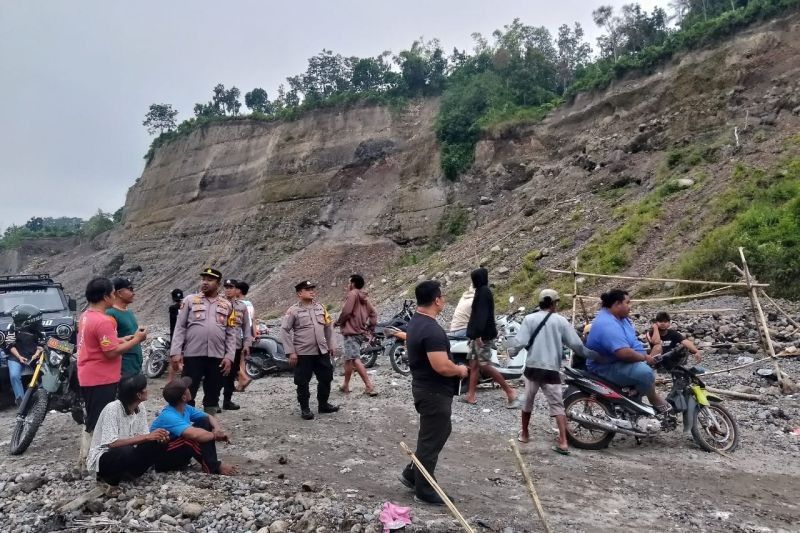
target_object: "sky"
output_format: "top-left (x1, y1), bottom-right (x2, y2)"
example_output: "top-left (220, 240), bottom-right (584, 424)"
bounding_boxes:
top-left (0, 0), bottom-right (664, 230)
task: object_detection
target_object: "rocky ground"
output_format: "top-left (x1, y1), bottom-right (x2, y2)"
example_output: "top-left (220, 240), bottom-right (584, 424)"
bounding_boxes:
top-left (1, 300), bottom-right (799, 533)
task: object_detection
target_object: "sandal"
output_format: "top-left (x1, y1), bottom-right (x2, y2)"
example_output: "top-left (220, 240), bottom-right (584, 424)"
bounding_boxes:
top-left (551, 446), bottom-right (570, 456)
top-left (364, 389), bottom-right (379, 397)
top-left (458, 397), bottom-right (477, 405)
top-left (338, 385), bottom-right (350, 394)
top-left (517, 430), bottom-right (529, 443)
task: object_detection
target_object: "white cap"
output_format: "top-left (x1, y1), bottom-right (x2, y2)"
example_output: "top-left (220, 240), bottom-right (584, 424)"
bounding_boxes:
top-left (539, 289), bottom-right (560, 302)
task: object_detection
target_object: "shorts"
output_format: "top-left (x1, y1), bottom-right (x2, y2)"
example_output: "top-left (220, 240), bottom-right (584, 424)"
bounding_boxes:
top-left (521, 378), bottom-right (564, 416)
top-left (593, 361), bottom-right (655, 393)
top-left (467, 340), bottom-right (493, 364)
top-left (342, 335), bottom-right (365, 361)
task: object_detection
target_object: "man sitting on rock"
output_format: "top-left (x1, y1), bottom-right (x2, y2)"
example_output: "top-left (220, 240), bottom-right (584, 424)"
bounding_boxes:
top-left (150, 377), bottom-right (236, 475)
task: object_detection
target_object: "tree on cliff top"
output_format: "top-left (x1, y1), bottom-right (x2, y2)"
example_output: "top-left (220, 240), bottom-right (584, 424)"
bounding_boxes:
top-left (143, 103), bottom-right (178, 135)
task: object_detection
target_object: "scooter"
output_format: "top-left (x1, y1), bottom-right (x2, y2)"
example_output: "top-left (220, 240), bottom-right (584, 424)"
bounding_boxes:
top-left (244, 327), bottom-right (293, 379)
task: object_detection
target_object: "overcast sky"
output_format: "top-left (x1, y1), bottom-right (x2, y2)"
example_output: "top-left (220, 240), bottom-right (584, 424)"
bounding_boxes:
top-left (0, 0), bottom-right (664, 230)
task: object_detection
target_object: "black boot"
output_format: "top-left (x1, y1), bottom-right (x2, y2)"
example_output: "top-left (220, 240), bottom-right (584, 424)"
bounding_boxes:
top-left (223, 400), bottom-right (240, 410)
top-left (318, 403), bottom-right (339, 414)
top-left (300, 405), bottom-right (315, 420)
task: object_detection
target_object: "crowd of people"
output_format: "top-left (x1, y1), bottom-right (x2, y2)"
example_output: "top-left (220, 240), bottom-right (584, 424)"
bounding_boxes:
top-left (3, 263), bottom-right (704, 506)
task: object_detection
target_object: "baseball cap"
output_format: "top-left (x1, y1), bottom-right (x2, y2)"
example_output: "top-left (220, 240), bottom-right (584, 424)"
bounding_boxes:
top-left (539, 289), bottom-right (560, 302)
top-left (112, 277), bottom-right (133, 291)
top-left (163, 377), bottom-right (193, 405)
top-left (200, 267), bottom-right (222, 280)
top-left (294, 280), bottom-right (316, 291)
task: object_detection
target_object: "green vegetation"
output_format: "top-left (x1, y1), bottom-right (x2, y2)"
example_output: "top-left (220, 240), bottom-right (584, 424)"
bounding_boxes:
top-left (674, 156), bottom-right (800, 297)
top-left (435, 205), bottom-right (470, 245)
top-left (494, 251), bottom-right (547, 307)
top-left (1, 211), bottom-right (123, 250)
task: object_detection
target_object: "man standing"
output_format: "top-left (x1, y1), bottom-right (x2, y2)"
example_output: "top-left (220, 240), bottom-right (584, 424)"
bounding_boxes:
top-left (335, 274), bottom-right (378, 396)
top-left (169, 289), bottom-right (183, 338)
top-left (234, 280), bottom-right (256, 391)
top-left (463, 268), bottom-right (520, 408)
top-left (221, 279), bottom-right (252, 410)
top-left (448, 285), bottom-right (474, 336)
top-left (399, 281), bottom-right (469, 506)
top-left (77, 277), bottom-right (147, 468)
top-left (107, 277), bottom-right (144, 378)
top-left (512, 289), bottom-right (601, 453)
top-left (150, 377), bottom-right (236, 476)
top-left (170, 268), bottom-right (237, 414)
top-left (281, 280), bottom-right (339, 420)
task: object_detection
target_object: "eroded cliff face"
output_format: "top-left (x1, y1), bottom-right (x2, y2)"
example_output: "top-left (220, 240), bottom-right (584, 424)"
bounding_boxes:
top-left (7, 14), bottom-right (800, 321)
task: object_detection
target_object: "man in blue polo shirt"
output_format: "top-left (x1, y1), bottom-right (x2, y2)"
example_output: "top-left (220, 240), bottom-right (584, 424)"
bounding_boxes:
top-left (586, 289), bottom-right (671, 413)
top-left (151, 377), bottom-right (236, 475)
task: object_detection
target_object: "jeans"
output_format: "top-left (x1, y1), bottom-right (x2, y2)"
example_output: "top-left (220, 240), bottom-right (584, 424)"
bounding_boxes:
top-left (7, 359), bottom-right (29, 401)
top-left (293, 354), bottom-right (333, 409)
top-left (593, 361), bottom-right (655, 392)
top-left (401, 387), bottom-right (454, 498)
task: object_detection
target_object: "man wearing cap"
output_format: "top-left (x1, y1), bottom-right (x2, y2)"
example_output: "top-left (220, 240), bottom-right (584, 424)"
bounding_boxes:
top-left (170, 268), bottom-right (237, 414)
top-left (150, 377), bottom-right (236, 475)
top-left (511, 289), bottom-right (601, 453)
top-left (281, 280), bottom-right (339, 420)
top-left (107, 277), bottom-right (144, 378)
top-left (169, 288), bottom-right (184, 338)
top-left (221, 279), bottom-right (253, 410)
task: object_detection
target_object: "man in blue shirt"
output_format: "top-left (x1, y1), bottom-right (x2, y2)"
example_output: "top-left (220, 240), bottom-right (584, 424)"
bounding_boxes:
top-left (151, 377), bottom-right (236, 475)
top-left (586, 289), bottom-right (671, 413)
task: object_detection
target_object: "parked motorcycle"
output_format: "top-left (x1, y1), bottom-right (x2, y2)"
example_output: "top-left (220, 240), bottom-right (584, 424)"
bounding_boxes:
top-left (143, 335), bottom-right (171, 378)
top-left (384, 325), bottom-right (409, 375)
top-left (360, 299), bottom-right (415, 368)
top-left (244, 331), bottom-right (293, 379)
top-left (9, 336), bottom-right (84, 455)
top-left (562, 347), bottom-right (739, 453)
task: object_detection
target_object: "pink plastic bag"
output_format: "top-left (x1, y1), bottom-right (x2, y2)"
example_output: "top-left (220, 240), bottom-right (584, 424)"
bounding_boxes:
top-left (379, 501), bottom-right (412, 532)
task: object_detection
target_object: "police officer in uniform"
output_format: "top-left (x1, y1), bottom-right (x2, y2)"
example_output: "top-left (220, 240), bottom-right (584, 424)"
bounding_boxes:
top-left (281, 280), bottom-right (340, 420)
top-left (221, 279), bottom-right (253, 410)
top-left (170, 268), bottom-right (237, 413)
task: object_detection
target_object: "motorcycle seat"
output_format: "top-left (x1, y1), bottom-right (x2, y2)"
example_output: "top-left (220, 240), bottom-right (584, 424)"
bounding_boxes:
top-left (564, 366), bottom-right (639, 396)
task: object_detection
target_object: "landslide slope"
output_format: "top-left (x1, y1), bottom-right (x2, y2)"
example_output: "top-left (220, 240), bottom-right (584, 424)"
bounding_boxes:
top-left (7, 13), bottom-right (800, 321)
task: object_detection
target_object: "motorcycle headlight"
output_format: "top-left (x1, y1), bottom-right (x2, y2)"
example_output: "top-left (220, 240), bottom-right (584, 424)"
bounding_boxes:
top-left (48, 349), bottom-right (65, 366)
top-left (56, 324), bottom-right (73, 340)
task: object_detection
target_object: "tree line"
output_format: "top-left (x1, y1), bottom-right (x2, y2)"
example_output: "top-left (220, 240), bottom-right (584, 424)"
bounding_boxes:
top-left (143, 0), bottom-right (799, 176)
top-left (1, 210), bottom-right (123, 249)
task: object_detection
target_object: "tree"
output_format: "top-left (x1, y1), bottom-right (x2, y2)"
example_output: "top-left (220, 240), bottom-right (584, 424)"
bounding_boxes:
top-left (244, 88), bottom-right (272, 113)
top-left (24, 217), bottom-right (44, 232)
top-left (112, 207), bottom-right (124, 224)
top-left (593, 5), bottom-right (624, 61)
top-left (223, 86), bottom-right (241, 115)
top-left (143, 103), bottom-right (178, 135)
top-left (555, 23), bottom-right (592, 94)
top-left (351, 53), bottom-right (393, 92)
top-left (82, 210), bottom-right (115, 239)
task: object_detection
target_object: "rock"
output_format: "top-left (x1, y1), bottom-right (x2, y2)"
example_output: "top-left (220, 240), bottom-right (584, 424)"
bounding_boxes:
top-left (675, 178), bottom-right (694, 189)
top-left (85, 499), bottom-right (105, 514)
top-left (497, 266), bottom-right (510, 275)
top-left (301, 481), bottom-right (318, 493)
top-left (270, 520), bottom-right (289, 533)
top-left (479, 196), bottom-right (493, 205)
top-left (160, 514), bottom-right (178, 526)
top-left (18, 475), bottom-right (46, 493)
top-left (182, 502), bottom-right (203, 519)
top-left (735, 356), bottom-right (754, 365)
top-left (183, 525), bottom-right (196, 533)
top-left (490, 245), bottom-right (501, 253)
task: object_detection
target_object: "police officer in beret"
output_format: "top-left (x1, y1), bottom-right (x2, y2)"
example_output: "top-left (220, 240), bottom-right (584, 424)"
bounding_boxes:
top-left (280, 280), bottom-right (340, 420)
top-left (170, 268), bottom-right (237, 414)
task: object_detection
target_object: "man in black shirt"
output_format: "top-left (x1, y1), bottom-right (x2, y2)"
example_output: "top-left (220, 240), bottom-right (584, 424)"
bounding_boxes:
top-left (168, 289), bottom-right (183, 338)
top-left (646, 311), bottom-right (702, 365)
top-left (399, 281), bottom-right (469, 506)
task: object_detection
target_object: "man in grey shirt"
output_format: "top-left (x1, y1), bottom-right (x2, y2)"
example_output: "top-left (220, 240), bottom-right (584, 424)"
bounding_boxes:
top-left (510, 289), bottom-right (600, 454)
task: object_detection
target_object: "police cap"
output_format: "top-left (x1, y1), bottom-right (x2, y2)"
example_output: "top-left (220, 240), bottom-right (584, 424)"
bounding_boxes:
top-left (200, 267), bottom-right (222, 280)
top-left (294, 280), bottom-right (316, 292)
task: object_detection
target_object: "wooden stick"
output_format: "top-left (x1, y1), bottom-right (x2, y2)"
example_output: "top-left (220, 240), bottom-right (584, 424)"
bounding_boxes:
top-left (547, 268), bottom-right (768, 288)
top-left (570, 258), bottom-right (578, 367)
top-left (738, 248), bottom-right (797, 394)
top-left (760, 290), bottom-right (800, 329)
top-left (706, 386), bottom-right (763, 402)
top-left (399, 442), bottom-right (475, 533)
top-left (574, 288), bottom-right (735, 303)
top-left (508, 439), bottom-right (553, 533)
top-left (58, 486), bottom-right (106, 513)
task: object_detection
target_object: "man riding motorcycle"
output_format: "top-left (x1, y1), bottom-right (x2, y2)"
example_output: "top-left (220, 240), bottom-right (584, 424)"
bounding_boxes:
top-left (585, 289), bottom-right (671, 413)
top-left (6, 305), bottom-right (44, 406)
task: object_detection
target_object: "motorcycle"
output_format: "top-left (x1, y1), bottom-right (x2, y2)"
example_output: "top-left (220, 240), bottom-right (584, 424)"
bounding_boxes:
top-left (360, 299), bottom-right (415, 368)
top-left (9, 336), bottom-right (84, 455)
top-left (562, 347), bottom-right (739, 453)
top-left (143, 335), bottom-right (171, 378)
top-left (244, 329), bottom-right (293, 380)
top-left (384, 325), bottom-right (409, 375)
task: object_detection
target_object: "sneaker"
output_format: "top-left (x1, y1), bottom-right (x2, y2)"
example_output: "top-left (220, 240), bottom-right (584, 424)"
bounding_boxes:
top-left (300, 408), bottom-right (315, 420)
top-left (222, 400), bottom-right (240, 410)
top-left (318, 403), bottom-right (340, 414)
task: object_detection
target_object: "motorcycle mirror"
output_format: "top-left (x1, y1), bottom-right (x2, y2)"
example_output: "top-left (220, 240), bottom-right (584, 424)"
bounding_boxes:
top-left (508, 296), bottom-right (515, 304)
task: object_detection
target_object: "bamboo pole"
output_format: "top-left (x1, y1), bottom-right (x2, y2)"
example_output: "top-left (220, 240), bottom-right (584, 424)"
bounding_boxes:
top-left (59, 486), bottom-right (106, 513)
top-left (706, 386), bottom-right (763, 402)
top-left (547, 268), bottom-right (768, 288)
top-left (508, 439), bottom-right (553, 533)
top-left (399, 442), bottom-right (475, 533)
top-left (760, 290), bottom-right (800, 329)
top-left (575, 289), bottom-right (736, 303)
top-left (738, 248), bottom-right (797, 394)
top-left (570, 258), bottom-right (578, 367)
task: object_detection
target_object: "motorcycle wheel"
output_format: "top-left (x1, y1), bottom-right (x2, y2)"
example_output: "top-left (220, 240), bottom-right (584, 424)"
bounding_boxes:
top-left (564, 391), bottom-right (615, 450)
top-left (691, 403), bottom-right (739, 453)
top-left (144, 349), bottom-right (168, 378)
top-left (245, 359), bottom-right (264, 380)
top-left (360, 345), bottom-right (379, 368)
top-left (389, 343), bottom-right (410, 376)
top-left (9, 388), bottom-right (50, 455)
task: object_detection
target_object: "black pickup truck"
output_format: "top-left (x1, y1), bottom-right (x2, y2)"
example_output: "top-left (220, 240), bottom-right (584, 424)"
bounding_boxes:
top-left (0, 274), bottom-right (77, 407)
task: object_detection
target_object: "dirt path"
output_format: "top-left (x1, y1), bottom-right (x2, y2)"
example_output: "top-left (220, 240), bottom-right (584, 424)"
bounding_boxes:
top-left (1, 362), bottom-right (798, 532)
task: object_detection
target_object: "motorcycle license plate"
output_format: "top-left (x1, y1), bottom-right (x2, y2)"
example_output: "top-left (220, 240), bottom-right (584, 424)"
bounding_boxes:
top-left (47, 337), bottom-right (75, 353)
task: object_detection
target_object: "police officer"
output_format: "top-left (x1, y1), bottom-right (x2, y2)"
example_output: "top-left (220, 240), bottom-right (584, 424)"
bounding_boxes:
top-left (170, 268), bottom-right (237, 414)
top-left (221, 279), bottom-right (253, 410)
top-left (281, 280), bottom-right (340, 420)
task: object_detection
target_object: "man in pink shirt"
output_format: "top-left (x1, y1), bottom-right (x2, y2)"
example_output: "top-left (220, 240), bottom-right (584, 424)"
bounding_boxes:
top-left (77, 278), bottom-right (147, 467)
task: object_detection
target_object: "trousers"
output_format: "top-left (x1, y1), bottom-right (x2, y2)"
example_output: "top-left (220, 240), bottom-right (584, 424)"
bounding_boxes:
top-left (154, 418), bottom-right (221, 474)
top-left (293, 354), bottom-right (333, 409)
top-left (183, 356), bottom-right (224, 408)
top-left (222, 349), bottom-right (243, 402)
top-left (402, 387), bottom-right (453, 498)
top-left (97, 441), bottom-right (166, 486)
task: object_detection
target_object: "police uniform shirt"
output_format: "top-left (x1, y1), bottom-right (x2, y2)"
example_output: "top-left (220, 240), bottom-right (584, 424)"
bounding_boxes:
top-left (280, 302), bottom-right (334, 355)
top-left (170, 293), bottom-right (237, 361)
top-left (227, 298), bottom-right (253, 350)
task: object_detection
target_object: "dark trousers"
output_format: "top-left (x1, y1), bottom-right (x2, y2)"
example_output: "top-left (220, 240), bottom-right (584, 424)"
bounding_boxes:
top-left (81, 382), bottom-right (118, 433)
top-left (183, 356), bottom-right (223, 408)
top-left (98, 441), bottom-right (166, 485)
top-left (293, 354), bottom-right (333, 409)
top-left (222, 349), bottom-right (242, 402)
top-left (154, 418), bottom-right (221, 474)
top-left (402, 387), bottom-right (453, 498)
